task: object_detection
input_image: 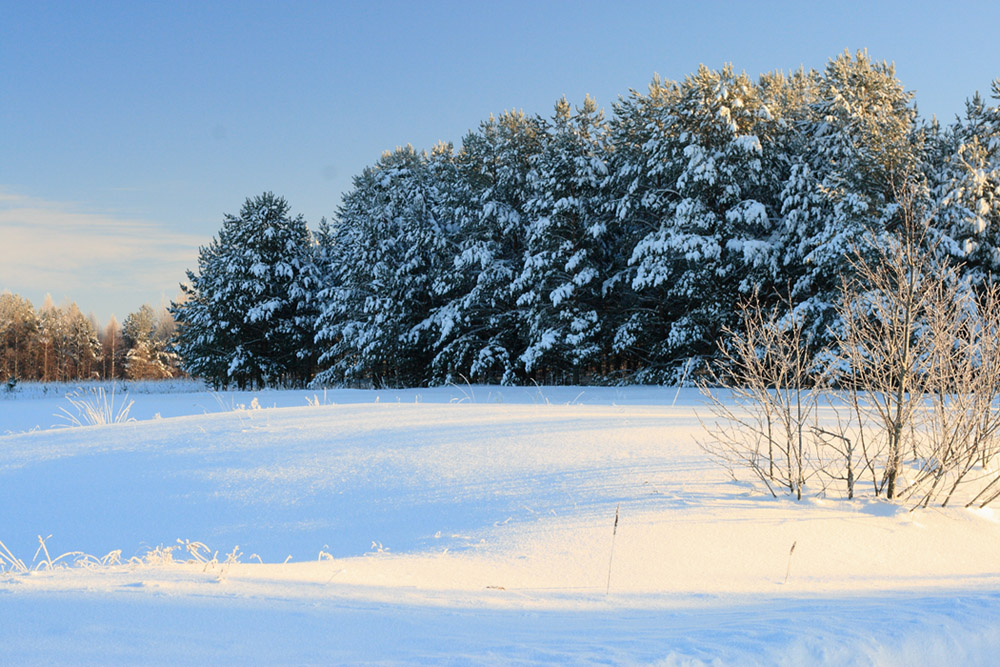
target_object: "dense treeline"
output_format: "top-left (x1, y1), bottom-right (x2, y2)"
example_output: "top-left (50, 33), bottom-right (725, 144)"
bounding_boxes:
top-left (171, 51), bottom-right (1000, 389)
top-left (0, 293), bottom-right (181, 385)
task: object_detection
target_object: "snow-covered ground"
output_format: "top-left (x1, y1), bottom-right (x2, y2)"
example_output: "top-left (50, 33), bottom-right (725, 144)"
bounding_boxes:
top-left (2, 382), bottom-right (999, 664)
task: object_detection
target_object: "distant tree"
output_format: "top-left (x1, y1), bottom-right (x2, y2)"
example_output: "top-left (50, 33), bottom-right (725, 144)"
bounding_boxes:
top-left (0, 292), bottom-right (39, 381)
top-left (123, 304), bottom-right (175, 380)
top-left (100, 315), bottom-right (125, 380)
top-left (30, 300), bottom-right (100, 381)
top-left (36, 296), bottom-right (58, 381)
top-left (154, 304), bottom-right (177, 346)
top-left (62, 303), bottom-right (101, 380)
top-left (172, 192), bottom-right (320, 389)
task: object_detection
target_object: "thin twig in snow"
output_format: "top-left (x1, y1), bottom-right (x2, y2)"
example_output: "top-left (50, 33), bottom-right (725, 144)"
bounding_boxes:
top-left (606, 503), bottom-right (620, 595)
top-left (784, 540), bottom-right (797, 584)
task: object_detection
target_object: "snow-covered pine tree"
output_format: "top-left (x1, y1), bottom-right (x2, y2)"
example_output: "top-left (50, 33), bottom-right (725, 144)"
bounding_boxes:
top-left (937, 81), bottom-right (1000, 285)
top-left (756, 66), bottom-right (821, 282)
top-left (627, 65), bottom-right (783, 380)
top-left (778, 50), bottom-right (923, 351)
top-left (410, 141), bottom-right (477, 384)
top-left (171, 193), bottom-right (320, 389)
top-left (603, 75), bottom-right (683, 379)
top-left (514, 95), bottom-right (611, 382)
top-left (312, 145), bottom-right (456, 387)
top-left (426, 111), bottom-right (545, 384)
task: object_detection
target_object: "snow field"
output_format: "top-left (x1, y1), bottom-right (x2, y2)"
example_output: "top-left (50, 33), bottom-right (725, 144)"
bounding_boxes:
top-left (1, 383), bottom-right (1000, 663)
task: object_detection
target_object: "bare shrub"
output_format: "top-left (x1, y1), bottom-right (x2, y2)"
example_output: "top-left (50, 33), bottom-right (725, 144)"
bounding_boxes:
top-left (700, 291), bottom-right (822, 499)
top-left (912, 283), bottom-right (1000, 508)
top-left (704, 179), bottom-right (1000, 508)
top-left (835, 217), bottom-right (944, 500)
top-left (835, 183), bottom-right (1000, 507)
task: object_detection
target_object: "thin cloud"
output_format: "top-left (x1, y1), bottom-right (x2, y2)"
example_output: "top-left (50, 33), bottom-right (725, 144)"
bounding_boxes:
top-left (0, 189), bottom-right (206, 319)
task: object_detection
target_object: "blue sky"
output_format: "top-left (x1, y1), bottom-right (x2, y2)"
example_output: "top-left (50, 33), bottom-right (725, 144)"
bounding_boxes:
top-left (3, 0), bottom-right (999, 324)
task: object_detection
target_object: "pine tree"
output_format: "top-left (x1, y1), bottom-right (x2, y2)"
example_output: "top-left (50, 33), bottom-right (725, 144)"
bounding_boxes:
top-left (515, 95), bottom-right (611, 381)
top-left (313, 146), bottom-right (456, 387)
top-left (411, 141), bottom-right (477, 383)
top-left (937, 81), bottom-right (1000, 285)
top-left (62, 303), bottom-right (101, 380)
top-left (171, 192), bottom-right (319, 389)
top-left (627, 65), bottom-right (783, 379)
top-left (603, 75), bottom-right (683, 378)
top-left (778, 50), bottom-right (923, 349)
top-left (424, 112), bottom-right (545, 384)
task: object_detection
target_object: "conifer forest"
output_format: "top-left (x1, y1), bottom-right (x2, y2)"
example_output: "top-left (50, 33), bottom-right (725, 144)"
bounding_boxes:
top-left (7, 51), bottom-right (1000, 389)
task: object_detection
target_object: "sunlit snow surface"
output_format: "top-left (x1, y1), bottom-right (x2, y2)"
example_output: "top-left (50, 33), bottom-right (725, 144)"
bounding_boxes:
top-left (2, 382), bottom-right (1000, 664)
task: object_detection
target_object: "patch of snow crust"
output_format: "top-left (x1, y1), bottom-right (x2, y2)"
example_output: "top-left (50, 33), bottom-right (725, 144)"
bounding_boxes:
top-left (2, 383), bottom-right (999, 663)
